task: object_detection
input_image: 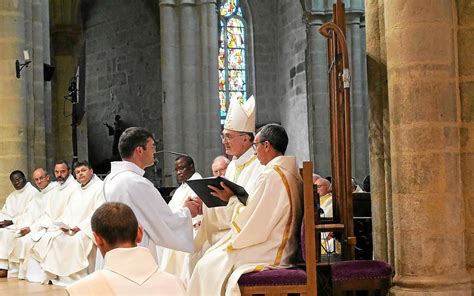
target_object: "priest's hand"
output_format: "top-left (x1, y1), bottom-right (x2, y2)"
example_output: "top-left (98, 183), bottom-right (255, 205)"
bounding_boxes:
top-left (0, 220), bottom-right (13, 228)
top-left (209, 182), bottom-right (234, 202)
top-left (184, 197), bottom-right (202, 218)
top-left (71, 227), bottom-right (80, 234)
top-left (19, 227), bottom-right (30, 236)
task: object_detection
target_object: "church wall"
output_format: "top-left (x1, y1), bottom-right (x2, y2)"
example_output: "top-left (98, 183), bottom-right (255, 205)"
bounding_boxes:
top-left (248, 0), bottom-right (279, 125)
top-left (275, 0), bottom-right (310, 163)
top-left (83, 0), bottom-right (162, 173)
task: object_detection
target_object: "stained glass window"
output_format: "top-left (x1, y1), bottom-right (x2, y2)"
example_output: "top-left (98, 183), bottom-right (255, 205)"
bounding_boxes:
top-left (218, 0), bottom-right (247, 125)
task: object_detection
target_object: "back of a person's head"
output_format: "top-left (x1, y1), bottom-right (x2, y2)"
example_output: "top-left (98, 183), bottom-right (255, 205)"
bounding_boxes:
top-left (118, 127), bottom-right (154, 158)
top-left (91, 202), bottom-right (138, 246)
top-left (258, 123), bottom-right (289, 154)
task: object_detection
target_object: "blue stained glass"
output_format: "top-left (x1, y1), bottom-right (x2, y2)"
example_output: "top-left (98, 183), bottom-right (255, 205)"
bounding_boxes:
top-left (218, 0), bottom-right (247, 126)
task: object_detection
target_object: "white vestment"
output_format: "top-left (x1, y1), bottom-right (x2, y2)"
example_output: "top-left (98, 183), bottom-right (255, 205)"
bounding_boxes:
top-left (320, 193), bottom-right (335, 254)
top-left (8, 182), bottom-right (57, 277)
top-left (66, 247), bottom-right (186, 296)
top-left (103, 161), bottom-right (194, 262)
top-left (39, 175), bottom-right (105, 281)
top-left (159, 172), bottom-right (202, 283)
top-left (188, 156), bottom-right (303, 296)
top-left (0, 183), bottom-right (39, 269)
top-left (19, 177), bottom-right (78, 281)
top-left (193, 147), bottom-right (265, 261)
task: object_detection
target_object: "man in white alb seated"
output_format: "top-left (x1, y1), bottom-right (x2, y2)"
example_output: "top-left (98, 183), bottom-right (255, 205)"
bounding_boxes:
top-left (21, 161), bottom-right (80, 283)
top-left (159, 155), bottom-right (202, 283)
top-left (188, 124), bottom-right (303, 296)
top-left (0, 171), bottom-right (39, 278)
top-left (9, 168), bottom-right (57, 279)
top-left (38, 160), bottom-right (105, 286)
top-left (192, 96), bottom-right (265, 270)
top-left (67, 202), bottom-right (186, 296)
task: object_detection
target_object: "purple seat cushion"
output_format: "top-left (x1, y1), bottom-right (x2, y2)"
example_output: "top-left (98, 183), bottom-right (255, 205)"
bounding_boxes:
top-left (331, 260), bottom-right (392, 282)
top-left (238, 267), bottom-right (307, 286)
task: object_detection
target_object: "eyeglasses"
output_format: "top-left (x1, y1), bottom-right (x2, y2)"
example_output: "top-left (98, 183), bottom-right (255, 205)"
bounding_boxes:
top-left (252, 141), bottom-right (267, 150)
top-left (220, 133), bottom-right (246, 142)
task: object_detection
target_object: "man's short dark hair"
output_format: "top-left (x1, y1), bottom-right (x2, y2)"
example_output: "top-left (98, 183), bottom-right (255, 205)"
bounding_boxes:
top-left (55, 160), bottom-right (70, 170)
top-left (258, 123), bottom-right (289, 154)
top-left (91, 202), bottom-right (138, 246)
top-left (175, 155), bottom-right (194, 168)
top-left (118, 127), bottom-right (154, 159)
top-left (9, 170), bottom-right (25, 180)
top-left (73, 160), bottom-right (92, 170)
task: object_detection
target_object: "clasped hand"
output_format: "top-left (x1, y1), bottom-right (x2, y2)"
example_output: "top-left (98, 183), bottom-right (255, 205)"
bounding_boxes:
top-left (184, 197), bottom-right (203, 217)
top-left (208, 182), bottom-right (234, 202)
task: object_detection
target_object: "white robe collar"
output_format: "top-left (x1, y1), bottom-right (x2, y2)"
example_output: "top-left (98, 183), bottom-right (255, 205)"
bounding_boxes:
top-left (110, 161), bottom-right (145, 178)
top-left (15, 182), bottom-right (33, 194)
top-left (58, 175), bottom-right (76, 191)
top-left (104, 246), bottom-right (158, 285)
top-left (232, 147), bottom-right (256, 167)
top-left (81, 174), bottom-right (100, 190)
top-left (41, 181), bottom-right (58, 194)
top-left (266, 155), bottom-right (300, 180)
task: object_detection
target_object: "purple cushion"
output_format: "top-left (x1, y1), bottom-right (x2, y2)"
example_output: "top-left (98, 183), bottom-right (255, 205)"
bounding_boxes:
top-left (331, 260), bottom-right (392, 282)
top-left (238, 267), bottom-right (307, 286)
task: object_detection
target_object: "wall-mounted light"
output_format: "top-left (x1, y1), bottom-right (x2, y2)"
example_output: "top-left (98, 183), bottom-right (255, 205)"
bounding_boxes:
top-left (15, 50), bottom-right (31, 79)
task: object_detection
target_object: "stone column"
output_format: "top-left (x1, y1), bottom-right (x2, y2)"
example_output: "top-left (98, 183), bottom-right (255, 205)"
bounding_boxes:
top-left (31, 0), bottom-right (46, 169)
top-left (385, 1), bottom-right (470, 294)
top-left (160, 0), bottom-right (220, 185)
top-left (0, 1), bottom-right (28, 203)
top-left (160, 0), bottom-right (183, 185)
top-left (42, 0), bottom-right (54, 172)
top-left (365, 0), bottom-right (393, 264)
top-left (457, 1), bottom-right (474, 287)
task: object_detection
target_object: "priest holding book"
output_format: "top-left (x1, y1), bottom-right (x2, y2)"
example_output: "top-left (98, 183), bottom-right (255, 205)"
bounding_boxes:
top-left (188, 123), bottom-right (303, 295)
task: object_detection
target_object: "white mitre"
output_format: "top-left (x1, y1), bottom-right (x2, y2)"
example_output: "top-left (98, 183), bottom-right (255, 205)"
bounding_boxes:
top-left (224, 95), bottom-right (256, 133)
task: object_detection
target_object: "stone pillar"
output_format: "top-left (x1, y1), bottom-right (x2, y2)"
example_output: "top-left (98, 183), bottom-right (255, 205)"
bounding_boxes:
top-left (0, 1), bottom-right (28, 203)
top-left (305, 14), bottom-right (332, 177)
top-left (457, 0), bottom-right (474, 287)
top-left (31, 0), bottom-right (46, 169)
top-left (385, 1), bottom-right (470, 294)
top-left (365, 0), bottom-right (393, 264)
top-left (159, 0), bottom-right (220, 185)
top-left (160, 0), bottom-right (184, 185)
top-left (42, 0), bottom-right (54, 172)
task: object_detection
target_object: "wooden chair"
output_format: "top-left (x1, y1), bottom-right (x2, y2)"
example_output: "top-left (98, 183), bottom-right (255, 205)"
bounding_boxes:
top-left (238, 161), bottom-right (317, 295)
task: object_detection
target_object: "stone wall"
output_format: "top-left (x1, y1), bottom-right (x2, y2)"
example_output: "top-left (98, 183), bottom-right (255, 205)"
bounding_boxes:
top-left (83, 0), bottom-right (162, 173)
top-left (275, 0), bottom-right (310, 162)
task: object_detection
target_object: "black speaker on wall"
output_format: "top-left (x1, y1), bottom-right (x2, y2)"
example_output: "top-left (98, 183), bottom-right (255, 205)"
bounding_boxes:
top-left (44, 63), bottom-right (55, 81)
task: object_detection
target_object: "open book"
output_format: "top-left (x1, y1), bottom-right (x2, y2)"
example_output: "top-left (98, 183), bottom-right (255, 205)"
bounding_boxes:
top-left (186, 176), bottom-right (248, 208)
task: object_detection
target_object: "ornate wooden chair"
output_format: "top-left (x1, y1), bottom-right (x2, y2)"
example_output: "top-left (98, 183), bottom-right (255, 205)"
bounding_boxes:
top-left (238, 161), bottom-right (317, 295)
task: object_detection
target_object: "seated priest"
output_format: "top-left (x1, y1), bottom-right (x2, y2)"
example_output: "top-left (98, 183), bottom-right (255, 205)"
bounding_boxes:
top-left (66, 202), bottom-right (186, 296)
top-left (36, 161), bottom-right (105, 286)
top-left (19, 162), bottom-right (80, 283)
top-left (192, 96), bottom-right (265, 269)
top-left (188, 123), bottom-right (303, 296)
top-left (0, 171), bottom-right (39, 278)
top-left (9, 168), bottom-right (57, 280)
top-left (159, 155), bottom-right (202, 282)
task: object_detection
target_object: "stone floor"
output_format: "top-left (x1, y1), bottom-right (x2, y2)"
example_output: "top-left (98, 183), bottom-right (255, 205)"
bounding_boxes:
top-left (0, 278), bottom-right (66, 295)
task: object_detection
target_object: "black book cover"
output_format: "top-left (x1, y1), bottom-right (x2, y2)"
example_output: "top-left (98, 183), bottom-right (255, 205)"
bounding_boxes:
top-left (186, 176), bottom-right (248, 208)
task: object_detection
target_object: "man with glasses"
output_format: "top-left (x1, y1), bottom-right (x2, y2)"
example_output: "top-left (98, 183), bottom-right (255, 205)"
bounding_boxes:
top-left (314, 177), bottom-right (335, 254)
top-left (192, 96), bottom-right (265, 271)
top-left (211, 155), bottom-right (230, 177)
top-left (102, 127), bottom-right (201, 266)
top-left (9, 168), bottom-right (58, 281)
top-left (188, 123), bottom-right (303, 295)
